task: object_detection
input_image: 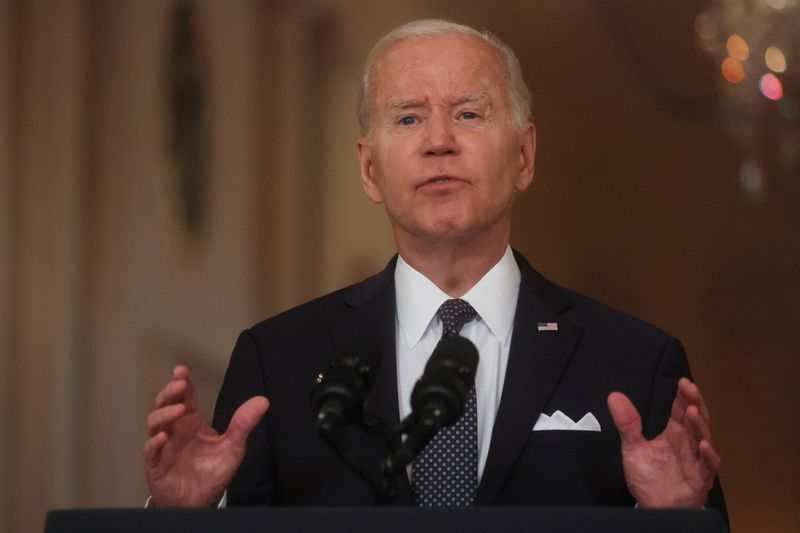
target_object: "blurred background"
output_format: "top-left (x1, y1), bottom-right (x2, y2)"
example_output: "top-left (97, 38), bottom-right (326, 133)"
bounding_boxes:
top-left (1, 0), bottom-right (798, 531)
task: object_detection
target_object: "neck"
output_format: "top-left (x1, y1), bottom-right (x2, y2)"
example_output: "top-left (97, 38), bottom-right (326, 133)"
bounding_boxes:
top-left (395, 226), bottom-right (510, 298)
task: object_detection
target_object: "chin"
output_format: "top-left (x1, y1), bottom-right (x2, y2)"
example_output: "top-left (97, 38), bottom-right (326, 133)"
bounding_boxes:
top-left (426, 212), bottom-right (469, 232)
top-left (418, 219), bottom-right (477, 243)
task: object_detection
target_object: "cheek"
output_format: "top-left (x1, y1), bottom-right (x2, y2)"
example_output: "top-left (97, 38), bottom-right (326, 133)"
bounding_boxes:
top-left (369, 169), bottom-right (406, 209)
top-left (492, 140), bottom-right (523, 187)
top-left (376, 150), bottom-right (415, 192)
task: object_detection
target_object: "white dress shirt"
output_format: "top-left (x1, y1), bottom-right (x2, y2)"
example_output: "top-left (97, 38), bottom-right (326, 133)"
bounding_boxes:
top-left (394, 246), bottom-right (521, 480)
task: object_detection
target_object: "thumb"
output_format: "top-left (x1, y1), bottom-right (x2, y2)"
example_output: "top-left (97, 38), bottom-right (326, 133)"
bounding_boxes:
top-left (607, 391), bottom-right (643, 447)
top-left (224, 396), bottom-right (269, 445)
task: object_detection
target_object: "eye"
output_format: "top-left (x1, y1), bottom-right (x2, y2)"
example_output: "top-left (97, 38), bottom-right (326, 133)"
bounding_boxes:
top-left (458, 111), bottom-right (480, 120)
top-left (399, 116), bottom-right (418, 126)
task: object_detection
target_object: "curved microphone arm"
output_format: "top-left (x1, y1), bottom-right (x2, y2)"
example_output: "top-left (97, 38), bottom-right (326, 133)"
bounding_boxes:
top-left (311, 335), bottom-right (479, 505)
top-left (381, 336), bottom-right (479, 498)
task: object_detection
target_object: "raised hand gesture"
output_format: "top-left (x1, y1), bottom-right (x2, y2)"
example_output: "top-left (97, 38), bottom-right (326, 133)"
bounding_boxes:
top-left (144, 365), bottom-right (269, 507)
top-left (608, 378), bottom-right (720, 508)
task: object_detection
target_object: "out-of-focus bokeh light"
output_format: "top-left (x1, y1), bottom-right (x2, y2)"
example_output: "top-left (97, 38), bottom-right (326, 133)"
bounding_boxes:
top-left (739, 159), bottom-right (765, 203)
top-left (759, 73), bottom-right (784, 100)
top-left (765, 0), bottom-right (787, 9)
top-left (694, 14), bottom-right (718, 40)
top-left (765, 46), bottom-right (787, 72)
top-left (722, 57), bottom-right (746, 83)
top-left (727, 34), bottom-right (750, 61)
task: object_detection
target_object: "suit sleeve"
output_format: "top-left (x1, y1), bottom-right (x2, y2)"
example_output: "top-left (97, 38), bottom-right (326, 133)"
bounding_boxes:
top-left (211, 329), bottom-right (274, 505)
top-left (641, 337), bottom-right (691, 440)
top-left (642, 336), bottom-right (730, 530)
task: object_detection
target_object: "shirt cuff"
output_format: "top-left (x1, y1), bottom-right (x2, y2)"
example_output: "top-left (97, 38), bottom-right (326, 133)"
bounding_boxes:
top-left (633, 502), bottom-right (705, 510)
top-left (144, 491), bottom-right (227, 509)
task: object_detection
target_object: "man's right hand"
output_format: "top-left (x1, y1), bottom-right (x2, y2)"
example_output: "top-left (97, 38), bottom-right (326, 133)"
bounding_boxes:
top-left (144, 365), bottom-right (269, 507)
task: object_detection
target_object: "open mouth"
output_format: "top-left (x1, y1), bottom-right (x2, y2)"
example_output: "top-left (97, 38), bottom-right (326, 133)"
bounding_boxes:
top-left (421, 175), bottom-right (464, 187)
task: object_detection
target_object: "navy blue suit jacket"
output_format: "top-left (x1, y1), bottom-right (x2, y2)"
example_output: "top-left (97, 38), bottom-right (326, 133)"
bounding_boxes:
top-left (211, 251), bottom-right (727, 522)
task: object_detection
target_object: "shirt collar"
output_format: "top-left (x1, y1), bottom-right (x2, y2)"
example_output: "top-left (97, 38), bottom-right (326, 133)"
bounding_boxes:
top-left (394, 246), bottom-right (521, 349)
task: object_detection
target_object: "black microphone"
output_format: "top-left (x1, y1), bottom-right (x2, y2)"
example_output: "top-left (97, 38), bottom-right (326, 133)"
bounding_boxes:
top-left (311, 337), bottom-right (379, 431)
top-left (411, 335), bottom-right (479, 426)
top-left (385, 335), bottom-right (479, 476)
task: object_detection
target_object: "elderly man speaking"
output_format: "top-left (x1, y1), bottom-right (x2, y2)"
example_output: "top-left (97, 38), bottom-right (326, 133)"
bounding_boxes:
top-left (143, 18), bottom-right (727, 522)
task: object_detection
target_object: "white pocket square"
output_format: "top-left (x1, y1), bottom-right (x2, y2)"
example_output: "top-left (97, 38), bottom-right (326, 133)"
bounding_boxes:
top-left (532, 410), bottom-right (601, 432)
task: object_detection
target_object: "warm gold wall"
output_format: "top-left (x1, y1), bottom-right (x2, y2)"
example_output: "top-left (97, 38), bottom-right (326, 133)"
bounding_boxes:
top-left (1, 0), bottom-right (797, 532)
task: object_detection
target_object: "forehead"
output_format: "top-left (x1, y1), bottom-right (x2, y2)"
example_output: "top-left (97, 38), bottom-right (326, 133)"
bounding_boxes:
top-left (371, 34), bottom-right (506, 104)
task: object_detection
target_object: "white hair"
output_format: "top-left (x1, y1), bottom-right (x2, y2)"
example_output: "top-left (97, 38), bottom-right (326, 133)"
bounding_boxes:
top-left (357, 18), bottom-right (532, 136)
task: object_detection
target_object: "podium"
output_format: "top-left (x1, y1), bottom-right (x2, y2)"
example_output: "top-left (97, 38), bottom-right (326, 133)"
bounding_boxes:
top-left (45, 507), bottom-right (728, 533)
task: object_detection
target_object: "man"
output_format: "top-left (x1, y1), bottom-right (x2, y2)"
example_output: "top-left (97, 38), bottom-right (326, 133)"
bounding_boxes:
top-left (144, 19), bottom-right (726, 521)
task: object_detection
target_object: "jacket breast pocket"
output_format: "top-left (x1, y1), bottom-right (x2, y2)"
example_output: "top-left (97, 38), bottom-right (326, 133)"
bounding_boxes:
top-left (495, 430), bottom-right (630, 505)
top-left (528, 429), bottom-right (608, 450)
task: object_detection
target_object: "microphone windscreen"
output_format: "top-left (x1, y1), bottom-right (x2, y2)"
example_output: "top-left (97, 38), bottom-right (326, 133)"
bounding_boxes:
top-left (410, 336), bottom-right (479, 426)
top-left (310, 336), bottom-right (379, 426)
top-left (424, 335), bottom-right (478, 382)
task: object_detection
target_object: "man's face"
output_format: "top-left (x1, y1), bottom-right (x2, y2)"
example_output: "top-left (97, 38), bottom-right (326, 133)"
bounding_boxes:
top-left (358, 34), bottom-right (535, 248)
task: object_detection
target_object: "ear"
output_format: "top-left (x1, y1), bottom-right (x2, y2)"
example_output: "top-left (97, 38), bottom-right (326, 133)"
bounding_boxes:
top-left (515, 122), bottom-right (536, 192)
top-left (357, 137), bottom-right (384, 204)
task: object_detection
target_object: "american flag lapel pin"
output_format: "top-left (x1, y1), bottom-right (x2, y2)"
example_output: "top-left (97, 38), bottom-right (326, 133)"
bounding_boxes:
top-left (537, 322), bottom-right (558, 332)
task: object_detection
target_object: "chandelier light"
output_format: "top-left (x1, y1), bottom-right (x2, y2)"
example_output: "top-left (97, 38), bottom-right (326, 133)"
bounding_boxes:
top-left (696, 0), bottom-right (799, 202)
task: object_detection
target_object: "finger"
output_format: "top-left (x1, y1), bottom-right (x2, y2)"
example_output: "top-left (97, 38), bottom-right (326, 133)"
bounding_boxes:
top-left (144, 431), bottom-right (168, 468)
top-left (698, 440), bottom-right (721, 479)
top-left (684, 439), bottom-right (719, 491)
top-left (173, 365), bottom-right (190, 380)
top-left (679, 378), bottom-right (710, 424)
top-left (180, 373), bottom-right (199, 411)
top-left (154, 374), bottom-right (199, 413)
top-left (671, 381), bottom-right (689, 424)
top-left (607, 392), bottom-right (643, 447)
top-left (686, 404), bottom-right (712, 445)
top-left (152, 365), bottom-right (191, 408)
top-left (224, 396), bottom-right (270, 446)
top-left (147, 403), bottom-right (187, 436)
top-left (670, 378), bottom-right (701, 425)
top-left (154, 378), bottom-right (188, 408)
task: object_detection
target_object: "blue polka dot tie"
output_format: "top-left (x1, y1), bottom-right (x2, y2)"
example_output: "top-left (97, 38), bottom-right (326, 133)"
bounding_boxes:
top-left (412, 298), bottom-right (479, 506)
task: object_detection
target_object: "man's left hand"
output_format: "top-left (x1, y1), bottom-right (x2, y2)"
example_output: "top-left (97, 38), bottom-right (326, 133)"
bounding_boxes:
top-left (607, 378), bottom-right (720, 508)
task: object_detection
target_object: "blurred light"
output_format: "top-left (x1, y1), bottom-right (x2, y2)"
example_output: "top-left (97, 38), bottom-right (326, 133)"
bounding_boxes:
top-left (765, 0), bottom-right (787, 9)
top-left (765, 46), bottom-right (787, 72)
top-left (699, 0), bottom-right (800, 198)
top-left (727, 34), bottom-right (750, 61)
top-left (694, 14), bottom-right (718, 40)
top-left (721, 57), bottom-right (745, 83)
top-left (739, 159), bottom-right (764, 202)
top-left (779, 135), bottom-right (799, 169)
top-left (759, 73), bottom-right (784, 100)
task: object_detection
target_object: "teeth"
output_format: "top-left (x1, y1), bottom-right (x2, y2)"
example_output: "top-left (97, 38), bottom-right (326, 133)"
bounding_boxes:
top-left (433, 178), bottom-right (449, 183)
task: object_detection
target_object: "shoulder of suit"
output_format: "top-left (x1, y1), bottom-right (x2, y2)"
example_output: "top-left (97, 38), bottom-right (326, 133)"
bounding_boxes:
top-left (514, 250), bottom-right (676, 346)
top-left (550, 281), bottom-right (677, 347)
top-left (248, 255), bottom-right (397, 335)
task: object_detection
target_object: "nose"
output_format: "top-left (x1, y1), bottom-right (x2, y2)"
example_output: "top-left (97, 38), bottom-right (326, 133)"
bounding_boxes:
top-left (422, 112), bottom-right (459, 157)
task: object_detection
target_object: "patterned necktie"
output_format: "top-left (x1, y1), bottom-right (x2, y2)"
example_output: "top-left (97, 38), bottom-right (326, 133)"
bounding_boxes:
top-left (412, 298), bottom-right (479, 506)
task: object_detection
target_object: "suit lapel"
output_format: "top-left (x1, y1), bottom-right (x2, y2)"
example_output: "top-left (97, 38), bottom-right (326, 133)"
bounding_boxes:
top-left (332, 256), bottom-right (414, 503)
top-left (475, 252), bottom-right (582, 504)
top-left (334, 259), bottom-right (399, 430)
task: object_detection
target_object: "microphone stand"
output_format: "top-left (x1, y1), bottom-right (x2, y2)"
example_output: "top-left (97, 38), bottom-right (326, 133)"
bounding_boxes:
top-left (314, 335), bottom-right (477, 505)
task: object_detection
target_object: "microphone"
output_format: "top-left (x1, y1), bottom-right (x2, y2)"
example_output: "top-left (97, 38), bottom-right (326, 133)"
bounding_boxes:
top-left (385, 335), bottom-right (479, 475)
top-left (411, 335), bottom-right (479, 427)
top-left (311, 337), bottom-right (379, 431)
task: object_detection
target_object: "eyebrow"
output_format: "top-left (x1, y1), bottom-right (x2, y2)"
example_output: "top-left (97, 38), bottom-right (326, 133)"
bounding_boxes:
top-left (452, 90), bottom-right (488, 106)
top-left (388, 99), bottom-right (424, 111)
top-left (387, 91), bottom-right (489, 112)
